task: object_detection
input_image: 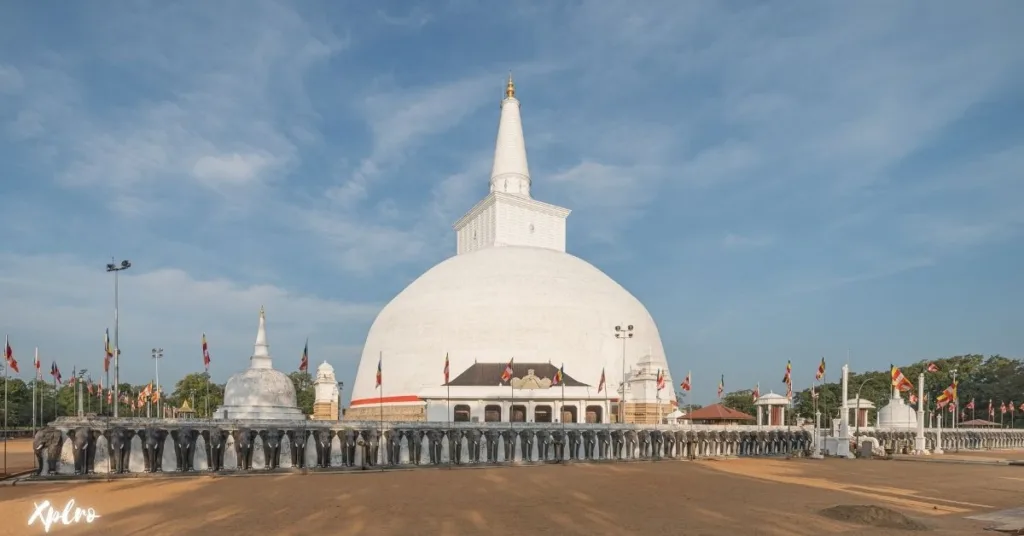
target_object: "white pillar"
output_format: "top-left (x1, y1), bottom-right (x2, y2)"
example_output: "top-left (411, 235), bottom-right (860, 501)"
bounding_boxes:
top-left (838, 364), bottom-right (852, 458)
top-left (811, 410), bottom-right (823, 459)
top-left (756, 406), bottom-right (762, 426)
top-left (934, 415), bottom-right (944, 455)
top-left (914, 373), bottom-right (927, 455)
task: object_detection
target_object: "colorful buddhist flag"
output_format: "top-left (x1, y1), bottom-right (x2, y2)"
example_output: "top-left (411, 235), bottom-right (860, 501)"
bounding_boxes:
top-left (966, 398), bottom-right (975, 410)
top-left (1001, 402), bottom-right (1007, 414)
top-left (597, 368), bottom-right (606, 393)
top-left (680, 371), bottom-right (691, 392)
top-left (443, 353), bottom-right (450, 384)
top-left (50, 362), bottom-right (62, 384)
top-left (104, 329), bottom-right (113, 372)
top-left (202, 333), bottom-right (211, 371)
top-left (500, 358), bottom-right (514, 383)
top-left (552, 364), bottom-right (564, 387)
top-left (752, 383), bottom-right (760, 402)
top-left (890, 365), bottom-right (914, 392)
top-left (299, 339), bottom-right (309, 372)
top-left (375, 354), bottom-right (382, 388)
top-left (34, 348), bottom-right (41, 381)
top-left (656, 369), bottom-right (665, 391)
top-left (926, 362), bottom-right (939, 373)
top-left (782, 361), bottom-right (792, 386)
top-left (4, 336), bottom-right (17, 374)
top-left (816, 357), bottom-right (826, 381)
top-left (935, 380), bottom-right (957, 407)
top-left (717, 375), bottom-right (724, 399)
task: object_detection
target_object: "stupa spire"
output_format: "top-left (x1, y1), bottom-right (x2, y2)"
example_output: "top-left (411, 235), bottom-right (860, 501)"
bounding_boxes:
top-left (251, 305), bottom-right (272, 369)
top-left (490, 72), bottom-right (531, 198)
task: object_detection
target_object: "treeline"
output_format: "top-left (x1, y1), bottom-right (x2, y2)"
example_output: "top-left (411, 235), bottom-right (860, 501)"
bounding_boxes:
top-left (716, 354), bottom-right (1024, 428)
top-left (0, 371), bottom-right (319, 428)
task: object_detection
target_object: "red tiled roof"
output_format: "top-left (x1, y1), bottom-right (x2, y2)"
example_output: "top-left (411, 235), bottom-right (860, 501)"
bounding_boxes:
top-left (960, 419), bottom-right (999, 427)
top-left (685, 403), bottom-right (755, 421)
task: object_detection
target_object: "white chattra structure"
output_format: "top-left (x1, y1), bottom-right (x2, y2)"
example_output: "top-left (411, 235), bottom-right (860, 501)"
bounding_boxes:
top-left (312, 361), bottom-right (340, 420)
top-left (214, 307), bottom-right (305, 421)
top-left (349, 74), bottom-right (674, 423)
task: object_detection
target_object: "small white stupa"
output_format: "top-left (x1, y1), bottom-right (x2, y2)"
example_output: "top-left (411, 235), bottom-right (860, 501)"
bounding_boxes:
top-left (877, 388), bottom-right (918, 429)
top-left (215, 307), bottom-right (305, 421)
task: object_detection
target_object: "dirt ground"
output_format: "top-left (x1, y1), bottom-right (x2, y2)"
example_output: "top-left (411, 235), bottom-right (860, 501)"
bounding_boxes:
top-left (2, 456), bottom-right (1022, 536)
top-left (1, 439), bottom-right (34, 477)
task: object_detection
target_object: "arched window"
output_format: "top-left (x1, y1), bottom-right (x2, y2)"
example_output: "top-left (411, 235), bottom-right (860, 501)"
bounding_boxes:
top-left (484, 405), bottom-right (502, 422)
top-left (454, 404), bottom-right (471, 422)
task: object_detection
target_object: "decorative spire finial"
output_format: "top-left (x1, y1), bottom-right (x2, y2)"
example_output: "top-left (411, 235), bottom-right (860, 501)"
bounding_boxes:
top-left (252, 305), bottom-right (271, 366)
top-left (260, 305), bottom-right (265, 318)
top-left (505, 71), bottom-right (515, 99)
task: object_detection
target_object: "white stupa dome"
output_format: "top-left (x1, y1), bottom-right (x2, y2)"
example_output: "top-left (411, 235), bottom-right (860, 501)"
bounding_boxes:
top-left (215, 307), bottom-right (304, 421)
top-left (877, 395), bottom-right (918, 429)
top-left (349, 245), bottom-right (672, 405)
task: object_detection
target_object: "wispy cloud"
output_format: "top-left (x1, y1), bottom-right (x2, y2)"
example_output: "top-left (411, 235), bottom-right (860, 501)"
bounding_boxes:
top-left (1, 1), bottom-right (1022, 400)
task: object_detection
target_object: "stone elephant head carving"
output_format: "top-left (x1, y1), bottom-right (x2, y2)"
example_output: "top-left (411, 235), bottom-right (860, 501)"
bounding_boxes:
top-left (261, 429), bottom-right (284, 470)
top-left (204, 428), bottom-right (228, 472)
top-left (234, 429), bottom-right (256, 471)
top-left (33, 427), bottom-right (64, 475)
top-left (66, 427), bottom-right (99, 475)
top-left (106, 427), bottom-right (133, 474)
top-left (171, 427), bottom-right (199, 472)
top-left (140, 428), bottom-right (168, 473)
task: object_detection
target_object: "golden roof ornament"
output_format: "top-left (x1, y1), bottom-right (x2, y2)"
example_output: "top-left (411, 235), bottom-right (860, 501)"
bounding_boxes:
top-left (505, 71), bottom-right (515, 99)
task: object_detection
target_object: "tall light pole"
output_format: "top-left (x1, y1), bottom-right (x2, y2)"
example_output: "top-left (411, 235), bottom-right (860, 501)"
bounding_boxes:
top-left (337, 381), bottom-right (344, 421)
top-left (151, 348), bottom-right (163, 418)
top-left (106, 258), bottom-right (131, 418)
top-left (614, 324), bottom-right (634, 424)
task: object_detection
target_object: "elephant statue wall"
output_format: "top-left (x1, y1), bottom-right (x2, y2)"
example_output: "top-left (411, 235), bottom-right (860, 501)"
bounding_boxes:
top-left (385, 430), bottom-right (402, 466)
top-left (637, 430), bottom-right (652, 459)
top-left (662, 431), bottom-right (675, 458)
top-left (427, 429), bottom-right (444, 465)
top-left (261, 429), bottom-right (283, 470)
top-left (204, 429), bottom-right (228, 472)
top-left (611, 430), bottom-right (625, 459)
top-left (171, 428), bottom-right (199, 472)
top-left (582, 430), bottom-right (596, 460)
top-left (550, 430), bottom-right (565, 461)
top-left (500, 430), bottom-right (515, 463)
top-left (288, 430), bottom-right (308, 469)
top-left (465, 429), bottom-right (483, 464)
top-left (518, 429), bottom-right (535, 462)
top-left (362, 428), bottom-right (380, 467)
top-left (485, 429), bottom-right (501, 462)
top-left (568, 430), bottom-right (582, 460)
top-left (598, 430), bottom-right (612, 459)
top-left (536, 430), bottom-right (552, 461)
top-left (624, 430), bottom-right (638, 459)
top-left (313, 429), bottom-right (334, 468)
top-left (140, 428), bottom-right (168, 473)
top-left (446, 430), bottom-right (464, 465)
top-left (405, 429), bottom-right (424, 465)
top-left (106, 427), bottom-right (133, 474)
top-left (33, 428), bottom-right (64, 476)
top-left (66, 427), bottom-right (98, 475)
top-left (234, 429), bottom-right (256, 471)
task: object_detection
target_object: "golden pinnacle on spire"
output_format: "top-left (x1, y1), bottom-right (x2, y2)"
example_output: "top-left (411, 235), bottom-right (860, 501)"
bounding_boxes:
top-left (505, 71), bottom-right (515, 99)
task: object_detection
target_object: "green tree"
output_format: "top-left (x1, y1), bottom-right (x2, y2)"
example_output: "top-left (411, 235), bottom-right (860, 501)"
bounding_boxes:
top-left (721, 389), bottom-right (756, 417)
top-left (288, 371), bottom-right (315, 415)
top-left (171, 373), bottom-right (224, 418)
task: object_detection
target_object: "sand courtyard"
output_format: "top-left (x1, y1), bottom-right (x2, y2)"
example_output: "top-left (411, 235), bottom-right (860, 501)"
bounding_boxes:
top-left (2, 441), bottom-right (1023, 536)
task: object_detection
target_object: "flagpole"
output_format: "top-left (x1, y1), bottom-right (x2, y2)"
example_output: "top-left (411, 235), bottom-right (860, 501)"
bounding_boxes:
top-left (446, 354), bottom-right (451, 471)
top-left (4, 336), bottom-right (9, 477)
top-left (32, 348), bottom-right (38, 434)
top-left (378, 351), bottom-right (384, 472)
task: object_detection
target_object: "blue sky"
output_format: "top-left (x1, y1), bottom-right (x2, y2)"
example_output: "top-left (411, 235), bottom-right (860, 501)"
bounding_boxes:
top-left (1, 1), bottom-right (1022, 404)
